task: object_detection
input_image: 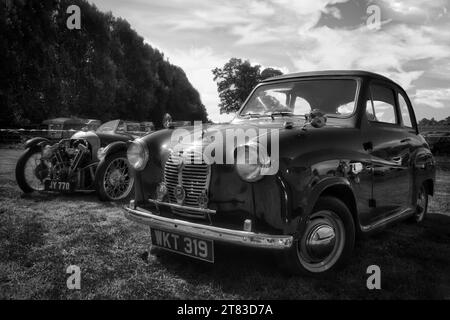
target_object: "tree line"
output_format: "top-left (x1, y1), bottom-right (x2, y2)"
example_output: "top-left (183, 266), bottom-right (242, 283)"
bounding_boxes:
top-left (418, 117), bottom-right (450, 126)
top-left (0, 0), bottom-right (208, 128)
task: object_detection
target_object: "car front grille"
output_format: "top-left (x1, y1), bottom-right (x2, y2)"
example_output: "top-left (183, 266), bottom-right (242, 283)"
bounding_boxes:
top-left (164, 151), bottom-right (210, 219)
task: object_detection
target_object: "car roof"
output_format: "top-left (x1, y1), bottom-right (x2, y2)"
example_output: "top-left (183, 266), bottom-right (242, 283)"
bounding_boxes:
top-left (262, 70), bottom-right (400, 87)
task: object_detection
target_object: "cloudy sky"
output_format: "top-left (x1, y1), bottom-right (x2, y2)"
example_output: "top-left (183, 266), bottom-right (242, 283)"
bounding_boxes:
top-left (90, 0), bottom-right (450, 123)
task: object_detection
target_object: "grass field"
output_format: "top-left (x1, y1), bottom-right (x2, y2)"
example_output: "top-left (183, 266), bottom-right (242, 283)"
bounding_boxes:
top-left (0, 147), bottom-right (449, 299)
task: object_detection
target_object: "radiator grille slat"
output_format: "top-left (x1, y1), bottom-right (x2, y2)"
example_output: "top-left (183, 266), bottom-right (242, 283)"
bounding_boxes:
top-left (163, 151), bottom-right (210, 219)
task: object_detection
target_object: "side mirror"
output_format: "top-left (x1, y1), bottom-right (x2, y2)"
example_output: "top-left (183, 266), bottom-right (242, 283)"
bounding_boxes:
top-left (307, 109), bottom-right (327, 128)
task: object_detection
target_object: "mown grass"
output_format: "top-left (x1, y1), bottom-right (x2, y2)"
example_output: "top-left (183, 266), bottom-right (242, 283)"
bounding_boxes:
top-left (0, 148), bottom-right (449, 299)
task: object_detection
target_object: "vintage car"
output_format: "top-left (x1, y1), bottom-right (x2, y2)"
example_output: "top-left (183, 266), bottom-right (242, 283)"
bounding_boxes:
top-left (42, 117), bottom-right (96, 140)
top-left (15, 119), bottom-right (139, 201)
top-left (124, 71), bottom-right (435, 275)
top-left (424, 132), bottom-right (450, 155)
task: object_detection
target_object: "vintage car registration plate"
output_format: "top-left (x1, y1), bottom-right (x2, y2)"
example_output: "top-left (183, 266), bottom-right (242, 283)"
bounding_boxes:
top-left (44, 180), bottom-right (74, 192)
top-left (150, 228), bottom-right (214, 263)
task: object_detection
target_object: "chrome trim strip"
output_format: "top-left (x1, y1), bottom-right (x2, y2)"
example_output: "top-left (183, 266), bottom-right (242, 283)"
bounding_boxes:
top-left (124, 205), bottom-right (293, 249)
top-left (361, 208), bottom-right (414, 232)
top-left (148, 198), bottom-right (216, 215)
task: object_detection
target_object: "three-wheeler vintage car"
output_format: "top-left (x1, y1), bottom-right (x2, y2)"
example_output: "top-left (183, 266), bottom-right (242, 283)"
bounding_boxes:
top-left (16, 119), bottom-right (139, 201)
top-left (124, 71), bottom-right (435, 275)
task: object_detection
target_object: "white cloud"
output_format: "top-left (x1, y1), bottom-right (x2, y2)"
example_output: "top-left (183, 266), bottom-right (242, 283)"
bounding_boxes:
top-left (381, 0), bottom-right (448, 21)
top-left (413, 89), bottom-right (450, 109)
top-left (90, 0), bottom-right (450, 121)
top-left (289, 23), bottom-right (450, 89)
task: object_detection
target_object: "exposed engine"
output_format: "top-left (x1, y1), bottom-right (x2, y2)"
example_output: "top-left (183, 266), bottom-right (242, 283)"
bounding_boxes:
top-left (41, 139), bottom-right (95, 189)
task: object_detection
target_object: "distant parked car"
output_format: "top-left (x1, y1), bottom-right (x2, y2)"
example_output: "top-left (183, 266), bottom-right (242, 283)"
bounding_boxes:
top-left (42, 118), bottom-right (89, 139)
top-left (15, 119), bottom-right (140, 201)
top-left (425, 132), bottom-right (450, 155)
top-left (124, 71), bottom-right (435, 275)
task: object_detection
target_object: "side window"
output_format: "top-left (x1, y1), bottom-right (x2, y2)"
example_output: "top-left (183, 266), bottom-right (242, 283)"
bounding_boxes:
top-left (398, 93), bottom-right (413, 128)
top-left (293, 97), bottom-right (311, 115)
top-left (117, 121), bottom-right (126, 132)
top-left (369, 84), bottom-right (398, 124)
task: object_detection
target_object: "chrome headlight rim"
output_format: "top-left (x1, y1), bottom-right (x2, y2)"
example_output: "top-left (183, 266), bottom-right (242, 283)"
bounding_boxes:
top-left (235, 143), bottom-right (270, 183)
top-left (127, 138), bottom-right (149, 171)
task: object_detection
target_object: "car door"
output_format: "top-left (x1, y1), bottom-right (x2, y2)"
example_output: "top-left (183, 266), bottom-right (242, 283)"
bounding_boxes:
top-left (363, 81), bottom-right (412, 223)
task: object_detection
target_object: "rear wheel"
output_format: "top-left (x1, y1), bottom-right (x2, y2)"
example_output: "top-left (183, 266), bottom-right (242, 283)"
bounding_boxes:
top-left (95, 153), bottom-right (134, 201)
top-left (281, 196), bottom-right (355, 275)
top-left (15, 148), bottom-right (48, 193)
top-left (412, 184), bottom-right (428, 223)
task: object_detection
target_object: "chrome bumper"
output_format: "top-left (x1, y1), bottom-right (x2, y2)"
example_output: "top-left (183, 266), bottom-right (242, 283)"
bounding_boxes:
top-left (124, 202), bottom-right (293, 250)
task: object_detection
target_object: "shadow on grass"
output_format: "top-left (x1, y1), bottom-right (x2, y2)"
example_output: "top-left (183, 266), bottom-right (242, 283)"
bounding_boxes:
top-left (18, 190), bottom-right (129, 209)
top-left (147, 213), bottom-right (450, 299)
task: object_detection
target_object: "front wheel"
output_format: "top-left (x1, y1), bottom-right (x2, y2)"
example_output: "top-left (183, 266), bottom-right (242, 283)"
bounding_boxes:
top-left (15, 148), bottom-right (49, 193)
top-left (280, 196), bottom-right (355, 275)
top-left (95, 153), bottom-right (134, 201)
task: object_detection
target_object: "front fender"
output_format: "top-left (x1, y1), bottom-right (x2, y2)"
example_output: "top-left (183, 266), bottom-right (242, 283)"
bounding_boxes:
top-left (103, 141), bottom-right (128, 158)
top-left (302, 177), bottom-right (354, 218)
top-left (283, 174), bottom-right (358, 235)
top-left (24, 137), bottom-right (50, 149)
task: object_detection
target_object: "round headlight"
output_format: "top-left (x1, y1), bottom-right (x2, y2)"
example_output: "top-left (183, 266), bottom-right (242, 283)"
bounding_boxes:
top-left (235, 144), bottom-right (269, 182)
top-left (127, 139), bottom-right (149, 171)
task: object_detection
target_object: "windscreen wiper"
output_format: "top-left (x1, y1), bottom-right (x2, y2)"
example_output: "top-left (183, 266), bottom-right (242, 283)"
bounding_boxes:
top-left (242, 113), bottom-right (262, 118)
top-left (269, 111), bottom-right (293, 120)
top-left (242, 113), bottom-right (273, 119)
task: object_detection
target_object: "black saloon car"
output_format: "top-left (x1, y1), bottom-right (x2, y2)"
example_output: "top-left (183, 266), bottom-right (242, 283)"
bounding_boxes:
top-left (124, 71), bottom-right (436, 275)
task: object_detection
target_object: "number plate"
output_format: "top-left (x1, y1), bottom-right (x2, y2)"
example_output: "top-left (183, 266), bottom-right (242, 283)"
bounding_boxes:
top-left (150, 228), bottom-right (214, 263)
top-left (44, 180), bottom-right (74, 192)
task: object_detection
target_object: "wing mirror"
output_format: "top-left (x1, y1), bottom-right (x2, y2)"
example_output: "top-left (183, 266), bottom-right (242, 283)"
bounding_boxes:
top-left (306, 109), bottom-right (327, 128)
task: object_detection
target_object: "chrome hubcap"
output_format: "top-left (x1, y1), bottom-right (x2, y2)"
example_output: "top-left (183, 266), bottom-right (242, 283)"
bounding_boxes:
top-left (297, 210), bottom-right (345, 273)
top-left (305, 224), bottom-right (336, 261)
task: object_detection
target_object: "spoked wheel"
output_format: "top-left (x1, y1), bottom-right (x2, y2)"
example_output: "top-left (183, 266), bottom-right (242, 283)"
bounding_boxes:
top-left (16, 148), bottom-right (49, 193)
top-left (95, 153), bottom-right (134, 201)
top-left (281, 197), bottom-right (355, 275)
top-left (412, 184), bottom-right (428, 223)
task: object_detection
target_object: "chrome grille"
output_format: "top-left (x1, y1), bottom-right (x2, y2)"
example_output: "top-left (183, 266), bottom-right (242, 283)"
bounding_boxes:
top-left (164, 151), bottom-right (210, 218)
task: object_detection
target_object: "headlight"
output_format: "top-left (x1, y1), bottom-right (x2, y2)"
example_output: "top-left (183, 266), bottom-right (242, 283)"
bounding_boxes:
top-left (127, 139), bottom-right (149, 171)
top-left (235, 144), bottom-right (270, 182)
top-left (97, 147), bottom-right (106, 161)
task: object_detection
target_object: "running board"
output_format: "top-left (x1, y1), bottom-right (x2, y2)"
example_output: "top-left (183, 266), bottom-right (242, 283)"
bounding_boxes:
top-left (361, 208), bottom-right (415, 232)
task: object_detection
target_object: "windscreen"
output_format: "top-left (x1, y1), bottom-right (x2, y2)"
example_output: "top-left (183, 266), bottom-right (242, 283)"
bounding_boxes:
top-left (240, 79), bottom-right (358, 118)
top-left (96, 120), bottom-right (119, 133)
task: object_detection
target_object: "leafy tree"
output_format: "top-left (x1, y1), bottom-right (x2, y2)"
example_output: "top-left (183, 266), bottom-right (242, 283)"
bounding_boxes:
top-left (260, 67), bottom-right (283, 80)
top-left (212, 58), bottom-right (283, 114)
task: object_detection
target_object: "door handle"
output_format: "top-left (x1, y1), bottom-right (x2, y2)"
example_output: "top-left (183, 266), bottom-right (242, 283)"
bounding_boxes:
top-left (392, 156), bottom-right (402, 165)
